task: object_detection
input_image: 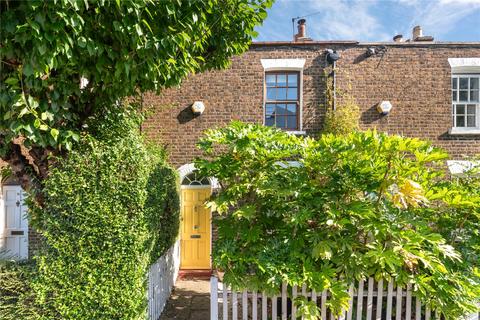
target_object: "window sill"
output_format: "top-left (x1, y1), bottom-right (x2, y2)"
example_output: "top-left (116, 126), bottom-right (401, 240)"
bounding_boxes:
top-left (449, 128), bottom-right (480, 135)
top-left (286, 130), bottom-right (306, 135)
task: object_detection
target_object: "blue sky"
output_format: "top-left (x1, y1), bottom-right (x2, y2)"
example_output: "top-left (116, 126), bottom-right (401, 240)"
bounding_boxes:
top-left (255, 0), bottom-right (480, 42)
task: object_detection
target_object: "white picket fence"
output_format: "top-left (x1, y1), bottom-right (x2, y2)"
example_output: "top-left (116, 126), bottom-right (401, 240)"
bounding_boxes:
top-left (147, 240), bottom-right (180, 320)
top-left (210, 276), bottom-right (479, 320)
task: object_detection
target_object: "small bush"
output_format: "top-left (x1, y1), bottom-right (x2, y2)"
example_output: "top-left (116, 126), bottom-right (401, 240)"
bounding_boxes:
top-left (323, 97), bottom-right (360, 135)
top-left (0, 260), bottom-right (40, 319)
top-left (26, 110), bottom-right (180, 319)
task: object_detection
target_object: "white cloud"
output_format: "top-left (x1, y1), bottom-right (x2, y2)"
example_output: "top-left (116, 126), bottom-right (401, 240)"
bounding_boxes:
top-left (305, 0), bottom-right (390, 41)
top-left (400, 0), bottom-right (480, 38)
top-left (256, 0), bottom-right (480, 41)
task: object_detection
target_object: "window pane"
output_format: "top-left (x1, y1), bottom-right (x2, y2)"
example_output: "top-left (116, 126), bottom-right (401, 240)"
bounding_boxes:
top-left (266, 74), bottom-right (276, 86)
top-left (276, 88), bottom-right (287, 100)
top-left (471, 78), bottom-right (479, 90)
top-left (265, 117), bottom-right (274, 127)
top-left (452, 91), bottom-right (457, 101)
top-left (288, 74), bottom-right (297, 86)
top-left (276, 116), bottom-right (286, 128)
top-left (277, 74), bottom-right (287, 86)
top-left (275, 104), bottom-right (286, 115)
top-left (456, 104), bottom-right (465, 114)
top-left (452, 77), bottom-right (457, 89)
top-left (287, 116), bottom-right (297, 129)
top-left (286, 104), bottom-right (297, 114)
top-left (266, 88), bottom-right (276, 100)
top-left (467, 115), bottom-right (476, 127)
top-left (456, 115), bottom-right (465, 127)
top-left (265, 104), bottom-right (275, 116)
top-left (470, 90), bottom-right (479, 102)
top-left (467, 104), bottom-right (476, 115)
top-left (287, 88), bottom-right (298, 100)
top-left (460, 77), bottom-right (468, 89)
top-left (459, 90), bottom-right (468, 101)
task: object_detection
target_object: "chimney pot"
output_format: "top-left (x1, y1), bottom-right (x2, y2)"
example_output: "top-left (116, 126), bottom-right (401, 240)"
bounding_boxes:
top-left (293, 18), bottom-right (312, 42)
top-left (412, 25), bottom-right (422, 40)
top-left (297, 19), bottom-right (306, 39)
top-left (393, 34), bottom-right (403, 42)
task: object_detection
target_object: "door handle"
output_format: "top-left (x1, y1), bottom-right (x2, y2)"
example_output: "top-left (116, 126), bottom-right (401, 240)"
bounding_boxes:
top-left (16, 200), bottom-right (20, 207)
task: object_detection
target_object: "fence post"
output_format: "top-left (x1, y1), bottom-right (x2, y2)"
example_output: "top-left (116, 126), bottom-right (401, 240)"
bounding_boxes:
top-left (211, 276), bottom-right (219, 320)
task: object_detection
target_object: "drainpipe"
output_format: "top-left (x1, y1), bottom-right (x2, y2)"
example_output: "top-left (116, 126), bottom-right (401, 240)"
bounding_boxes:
top-left (325, 49), bottom-right (340, 110)
top-left (332, 61), bottom-right (336, 111)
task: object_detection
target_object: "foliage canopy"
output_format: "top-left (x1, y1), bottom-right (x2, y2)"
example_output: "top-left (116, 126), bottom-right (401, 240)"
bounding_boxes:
top-left (196, 122), bottom-right (480, 318)
top-left (0, 0), bottom-right (271, 194)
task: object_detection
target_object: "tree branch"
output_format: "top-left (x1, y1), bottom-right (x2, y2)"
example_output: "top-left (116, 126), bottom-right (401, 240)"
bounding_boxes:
top-left (1, 137), bottom-right (44, 205)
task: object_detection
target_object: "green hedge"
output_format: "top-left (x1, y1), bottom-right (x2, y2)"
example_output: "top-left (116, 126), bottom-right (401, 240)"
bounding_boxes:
top-left (21, 112), bottom-right (180, 319)
top-left (0, 260), bottom-right (40, 320)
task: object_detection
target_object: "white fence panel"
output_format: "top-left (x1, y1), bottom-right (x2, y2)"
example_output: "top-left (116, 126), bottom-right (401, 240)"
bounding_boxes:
top-left (148, 240), bottom-right (180, 320)
top-left (211, 276), bottom-right (479, 320)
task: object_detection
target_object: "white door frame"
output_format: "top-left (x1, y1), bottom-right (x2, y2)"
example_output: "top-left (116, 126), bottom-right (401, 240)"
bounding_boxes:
top-left (0, 185), bottom-right (29, 260)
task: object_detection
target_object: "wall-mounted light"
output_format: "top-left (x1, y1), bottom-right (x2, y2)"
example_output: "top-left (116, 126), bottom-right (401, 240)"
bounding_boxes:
top-left (191, 101), bottom-right (205, 115)
top-left (325, 49), bottom-right (340, 64)
top-left (365, 46), bottom-right (387, 57)
top-left (377, 101), bottom-right (393, 115)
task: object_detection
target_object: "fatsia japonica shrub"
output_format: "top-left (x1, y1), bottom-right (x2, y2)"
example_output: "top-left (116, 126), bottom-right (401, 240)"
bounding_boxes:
top-left (196, 122), bottom-right (480, 318)
top-left (26, 110), bottom-right (180, 320)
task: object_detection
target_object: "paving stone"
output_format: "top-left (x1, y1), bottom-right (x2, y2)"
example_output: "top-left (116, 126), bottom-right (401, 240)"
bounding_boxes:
top-left (188, 309), bottom-right (209, 320)
top-left (191, 295), bottom-right (210, 309)
top-left (160, 280), bottom-right (210, 320)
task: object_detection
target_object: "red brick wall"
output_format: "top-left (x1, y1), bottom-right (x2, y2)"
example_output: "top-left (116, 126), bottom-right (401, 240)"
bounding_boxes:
top-left (142, 43), bottom-right (480, 168)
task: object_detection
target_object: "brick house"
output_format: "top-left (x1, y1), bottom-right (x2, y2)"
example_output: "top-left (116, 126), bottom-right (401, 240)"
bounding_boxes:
top-left (142, 23), bottom-right (480, 270)
top-left (1, 23), bottom-right (479, 269)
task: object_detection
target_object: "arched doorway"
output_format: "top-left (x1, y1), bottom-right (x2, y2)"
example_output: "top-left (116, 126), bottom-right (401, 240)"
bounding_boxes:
top-left (179, 170), bottom-right (212, 270)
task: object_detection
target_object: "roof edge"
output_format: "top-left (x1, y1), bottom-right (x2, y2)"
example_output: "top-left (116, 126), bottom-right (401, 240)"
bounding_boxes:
top-left (251, 41), bottom-right (480, 47)
top-left (251, 41), bottom-right (359, 46)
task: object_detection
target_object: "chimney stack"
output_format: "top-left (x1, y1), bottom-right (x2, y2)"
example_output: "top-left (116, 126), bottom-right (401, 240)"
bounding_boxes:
top-left (393, 34), bottom-right (403, 42)
top-left (410, 25), bottom-right (434, 42)
top-left (412, 25), bottom-right (422, 40)
top-left (294, 19), bottom-right (312, 42)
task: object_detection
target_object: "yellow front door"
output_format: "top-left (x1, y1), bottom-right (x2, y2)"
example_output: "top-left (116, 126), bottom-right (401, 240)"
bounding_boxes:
top-left (180, 187), bottom-right (211, 269)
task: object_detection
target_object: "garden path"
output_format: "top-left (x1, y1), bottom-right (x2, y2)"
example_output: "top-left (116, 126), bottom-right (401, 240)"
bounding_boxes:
top-left (160, 279), bottom-right (210, 320)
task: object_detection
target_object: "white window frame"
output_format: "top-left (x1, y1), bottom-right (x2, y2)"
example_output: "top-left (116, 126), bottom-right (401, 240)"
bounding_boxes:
top-left (261, 59), bottom-right (306, 135)
top-left (448, 58), bottom-right (480, 135)
top-left (451, 74), bottom-right (480, 134)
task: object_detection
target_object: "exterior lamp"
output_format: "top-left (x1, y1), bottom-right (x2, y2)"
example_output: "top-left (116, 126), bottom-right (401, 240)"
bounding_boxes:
top-left (377, 101), bottom-right (392, 115)
top-left (191, 101), bottom-right (205, 115)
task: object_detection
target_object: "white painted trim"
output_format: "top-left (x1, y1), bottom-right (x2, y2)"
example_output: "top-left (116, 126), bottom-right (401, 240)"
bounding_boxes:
top-left (177, 163), bottom-right (219, 189)
top-left (449, 127), bottom-right (480, 135)
top-left (180, 185), bottom-right (212, 190)
top-left (447, 160), bottom-right (478, 175)
top-left (286, 130), bottom-right (307, 135)
top-left (261, 59), bottom-right (306, 71)
top-left (449, 58), bottom-right (480, 73)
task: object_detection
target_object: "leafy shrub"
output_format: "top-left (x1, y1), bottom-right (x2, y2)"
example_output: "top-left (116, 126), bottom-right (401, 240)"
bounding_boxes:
top-left (26, 111), bottom-right (179, 319)
top-left (196, 121), bottom-right (480, 319)
top-left (0, 260), bottom-right (41, 319)
top-left (323, 96), bottom-right (360, 135)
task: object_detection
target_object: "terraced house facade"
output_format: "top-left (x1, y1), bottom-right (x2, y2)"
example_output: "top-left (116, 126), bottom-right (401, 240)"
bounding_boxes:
top-left (1, 23), bottom-right (480, 271)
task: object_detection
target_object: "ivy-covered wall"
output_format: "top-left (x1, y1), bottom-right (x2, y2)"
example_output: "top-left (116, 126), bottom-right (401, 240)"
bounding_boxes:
top-left (0, 111), bottom-right (180, 320)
